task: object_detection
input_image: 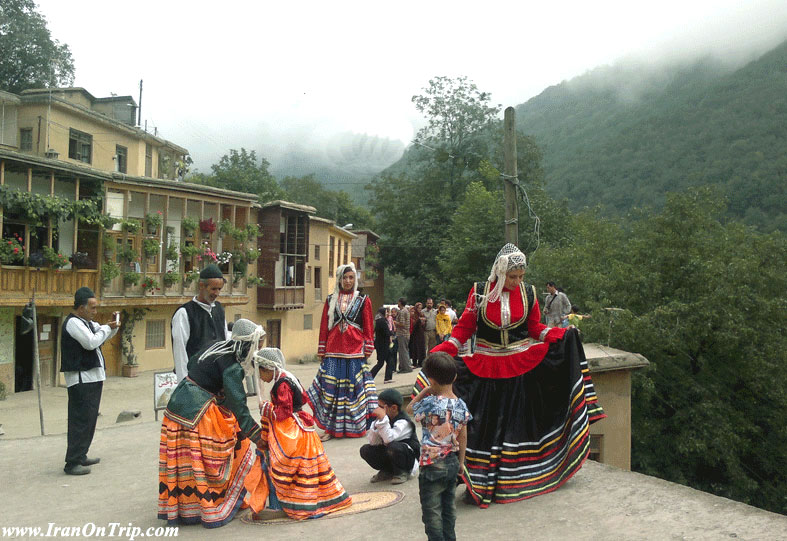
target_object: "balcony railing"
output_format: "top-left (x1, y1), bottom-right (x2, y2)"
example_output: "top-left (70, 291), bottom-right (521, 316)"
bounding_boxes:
top-left (0, 265), bottom-right (99, 304)
top-left (257, 286), bottom-right (305, 309)
top-left (101, 270), bottom-right (249, 301)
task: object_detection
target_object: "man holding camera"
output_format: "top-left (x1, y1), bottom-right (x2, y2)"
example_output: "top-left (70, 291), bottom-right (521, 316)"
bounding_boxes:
top-left (61, 287), bottom-right (120, 475)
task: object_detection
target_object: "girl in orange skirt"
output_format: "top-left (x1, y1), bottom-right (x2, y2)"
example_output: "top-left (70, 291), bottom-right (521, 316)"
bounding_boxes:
top-left (158, 319), bottom-right (265, 528)
top-left (247, 348), bottom-right (352, 520)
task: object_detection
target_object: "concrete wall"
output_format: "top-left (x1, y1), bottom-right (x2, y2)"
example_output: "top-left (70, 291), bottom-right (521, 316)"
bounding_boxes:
top-left (589, 369), bottom-right (632, 470)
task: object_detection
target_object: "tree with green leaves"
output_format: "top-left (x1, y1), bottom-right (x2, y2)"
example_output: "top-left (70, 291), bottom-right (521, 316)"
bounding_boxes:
top-left (280, 174), bottom-right (373, 229)
top-left (191, 148), bottom-right (283, 201)
top-left (0, 0), bottom-right (75, 93)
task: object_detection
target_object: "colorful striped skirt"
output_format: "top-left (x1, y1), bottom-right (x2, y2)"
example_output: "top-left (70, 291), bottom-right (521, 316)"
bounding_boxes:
top-left (307, 356), bottom-right (377, 438)
top-left (413, 328), bottom-right (605, 508)
top-left (158, 403), bottom-right (257, 527)
top-left (246, 413), bottom-right (352, 519)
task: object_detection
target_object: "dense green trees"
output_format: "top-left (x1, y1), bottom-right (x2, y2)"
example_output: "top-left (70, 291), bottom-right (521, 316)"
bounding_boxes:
top-left (280, 174), bottom-right (373, 229)
top-left (525, 188), bottom-right (787, 514)
top-left (0, 0), bottom-right (75, 93)
top-left (516, 41), bottom-right (787, 232)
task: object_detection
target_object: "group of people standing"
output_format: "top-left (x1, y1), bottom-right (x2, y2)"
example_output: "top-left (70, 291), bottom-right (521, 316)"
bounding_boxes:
top-left (370, 297), bottom-right (458, 383)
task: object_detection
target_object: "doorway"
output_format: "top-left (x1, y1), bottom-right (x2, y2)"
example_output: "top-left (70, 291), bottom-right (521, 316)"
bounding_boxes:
top-left (14, 316), bottom-right (33, 392)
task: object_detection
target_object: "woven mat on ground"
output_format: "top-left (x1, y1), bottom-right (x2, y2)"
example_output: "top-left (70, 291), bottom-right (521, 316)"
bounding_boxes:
top-left (240, 490), bottom-right (405, 526)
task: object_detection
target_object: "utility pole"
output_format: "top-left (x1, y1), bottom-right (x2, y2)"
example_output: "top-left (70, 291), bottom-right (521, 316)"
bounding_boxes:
top-left (503, 107), bottom-right (518, 245)
top-left (137, 79), bottom-right (143, 126)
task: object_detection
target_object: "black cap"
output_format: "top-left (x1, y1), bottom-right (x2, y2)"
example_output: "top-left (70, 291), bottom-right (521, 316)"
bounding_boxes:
top-left (74, 287), bottom-right (95, 308)
top-left (378, 388), bottom-right (403, 407)
top-left (199, 264), bottom-right (224, 280)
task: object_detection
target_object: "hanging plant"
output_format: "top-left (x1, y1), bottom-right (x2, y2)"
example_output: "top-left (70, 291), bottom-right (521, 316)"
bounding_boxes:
top-left (199, 218), bottom-right (216, 234)
top-left (142, 238), bottom-right (161, 258)
top-left (101, 260), bottom-right (120, 283)
top-left (180, 243), bottom-right (200, 259)
top-left (141, 276), bottom-right (159, 292)
top-left (121, 219), bottom-right (141, 234)
top-left (247, 275), bottom-right (263, 287)
top-left (120, 245), bottom-right (139, 263)
top-left (165, 243), bottom-right (179, 262)
top-left (145, 211), bottom-right (163, 234)
top-left (245, 247), bottom-right (261, 262)
top-left (0, 234), bottom-right (25, 265)
top-left (123, 271), bottom-right (140, 285)
top-left (182, 216), bottom-right (198, 236)
top-left (28, 250), bottom-right (46, 268)
top-left (163, 270), bottom-right (180, 287)
top-left (245, 224), bottom-right (260, 242)
top-left (0, 185), bottom-right (104, 225)
top-left (219, 219), bottom-right (234, 236)
top-left (216, 251), bottom-right (232, 265)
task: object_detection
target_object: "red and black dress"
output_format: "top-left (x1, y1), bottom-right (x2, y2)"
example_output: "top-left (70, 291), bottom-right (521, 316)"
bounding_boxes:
top-left (420, 280), bottom-right (606, 508)
top-left (306, 290), bottom-right (377, 438)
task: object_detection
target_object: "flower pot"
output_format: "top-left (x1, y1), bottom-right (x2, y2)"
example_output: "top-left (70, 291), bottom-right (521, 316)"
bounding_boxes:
top-left (147, 224), bottom-right (158, 235)
top-left (122, 364), bottom-right (139, 378)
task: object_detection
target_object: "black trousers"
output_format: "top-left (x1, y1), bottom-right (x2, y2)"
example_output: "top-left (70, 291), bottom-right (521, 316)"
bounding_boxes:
top-left (370, 344), bottom-right (396, 381)
top-left (360, 441), bottom-right (416, 475)
top-left (65, 380), bottom-right (103, 467)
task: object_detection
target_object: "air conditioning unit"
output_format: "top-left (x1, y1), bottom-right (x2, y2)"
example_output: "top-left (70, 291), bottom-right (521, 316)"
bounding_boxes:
top-left (44, 149), bottom-right (59, 159)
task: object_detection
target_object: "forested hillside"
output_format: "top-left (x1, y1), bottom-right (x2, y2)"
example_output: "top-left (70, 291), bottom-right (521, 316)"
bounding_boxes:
top-left (516, 40), bottom-right (787, 231)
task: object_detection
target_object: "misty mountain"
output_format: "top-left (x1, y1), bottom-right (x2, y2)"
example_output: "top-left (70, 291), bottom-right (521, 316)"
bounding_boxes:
top-left (515, 39), bottom-right (787, 231)
top-left (266, 132), bottom-right (405, 202)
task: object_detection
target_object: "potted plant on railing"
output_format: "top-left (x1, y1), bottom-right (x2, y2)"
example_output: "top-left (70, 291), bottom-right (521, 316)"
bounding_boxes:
top-left (142, 238), bottom-right (161, 259)
top-left (123, 271), bottom-right (140, 286)
top-left (141, 276), bottom-right (159, 294)
top-left (182, 216), bottom-right (198, 237)
top-left (219, 219), bottom-right (234, 237)
top-left (145, 211), bottom-right (163, 235)
top-left (163, 270), bottom-right (180, 288)
top-left (247, 275), bottom-right (263, 287)
top-left (199, 218), bottom-right (216, 238)
top-left (180, 243), bottom-right (200, 259)
top-left (183, 269), bottom-right (200, 286)
top-left (0, 234), bottom-right (25, 265)
top-left (28, 250), bottom-right (46, 268)
top-left (69, 251), bottom-right (91, 269)
top-left (121, 219), bottom-right (141, 235)
top-left (43, 247), bottom-right (69, 269)
top-left (102, 232), bottom-right (115, 258)
top-left (101, 260), bottom-right (120, 285)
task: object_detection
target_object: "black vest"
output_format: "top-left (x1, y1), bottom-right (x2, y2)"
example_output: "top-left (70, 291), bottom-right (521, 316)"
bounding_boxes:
top-left (392, 410), bottom-right (421, 455)
top-left (474, 281), bottom-right (536, 348)
top-left (328, 292), bottom-right (368, 330)
top-left (60, 313), bottom-right (103, 373)
top-left (174, 300), bottom-right (226, 360)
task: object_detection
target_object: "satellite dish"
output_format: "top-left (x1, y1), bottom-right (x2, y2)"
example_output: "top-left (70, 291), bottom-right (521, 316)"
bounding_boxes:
top-left (20, 303), bottom-right (35, 335)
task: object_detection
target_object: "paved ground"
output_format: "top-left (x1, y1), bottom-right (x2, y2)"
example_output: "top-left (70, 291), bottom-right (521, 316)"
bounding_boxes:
top-left (2, 363), bottom-right (787, 540)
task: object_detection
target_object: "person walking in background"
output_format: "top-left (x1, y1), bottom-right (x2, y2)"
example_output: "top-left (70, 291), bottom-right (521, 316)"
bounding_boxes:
top-left (410, 302), bottom-right (427, 368)
top-left (394, 298), bottom-right (412, 373)
top-left (307, 263), bottom-right (377, 441)
top-left (171, 264), bottom-right (229, 382)
top-left (61, 287), bottom-right (120, 476)
top-left (567, 305), bottom-right (591, 329)
top-left (435, 302), bottom-right (452, 345)
top-left (544, 281), bottom-right (571, 328)
top-left (371, 307), bottom-right (395, 383)
top-left (423, 298), bottom-right (438, 354)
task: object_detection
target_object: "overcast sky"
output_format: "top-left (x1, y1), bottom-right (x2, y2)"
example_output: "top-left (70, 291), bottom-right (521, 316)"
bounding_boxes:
top-left (34, 0), bottom-right (787, 172)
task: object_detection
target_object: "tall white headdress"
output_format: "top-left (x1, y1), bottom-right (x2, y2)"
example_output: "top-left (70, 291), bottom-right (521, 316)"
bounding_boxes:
top-left (196, 318), bottom-right (265, 377)
top-left (327, 262), bottom-right (359, 329)
top-left (480, 243), bottom-right (527, 308)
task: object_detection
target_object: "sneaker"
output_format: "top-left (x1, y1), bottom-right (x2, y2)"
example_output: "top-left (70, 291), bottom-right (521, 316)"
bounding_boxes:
top-left (390, 473), bottom-right (409, 485)
top-left (64, 464), bottom-right (91, 476)
top-left (370, 471), bottom-right (394, 483)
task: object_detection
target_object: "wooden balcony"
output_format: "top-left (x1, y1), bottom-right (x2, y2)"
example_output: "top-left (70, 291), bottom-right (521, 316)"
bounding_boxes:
top-left (99, 270), bottom-right (250, 307)
top-left (0, 265), bottom-right (100, 307)
top-left (257, 286), bottom-right (305, 310)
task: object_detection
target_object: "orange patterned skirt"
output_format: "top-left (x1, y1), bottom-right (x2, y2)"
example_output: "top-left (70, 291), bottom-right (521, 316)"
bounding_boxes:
top-left (158, 403), bottom-right (257, 527)
top-left (245, 410), bottom-right (352, 520)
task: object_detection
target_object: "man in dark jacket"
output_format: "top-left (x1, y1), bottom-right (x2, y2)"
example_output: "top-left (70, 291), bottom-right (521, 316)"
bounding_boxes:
top-left (171, 264), bottom-right (229, 382)
top-left (61, 287), bottom-right (120, 475)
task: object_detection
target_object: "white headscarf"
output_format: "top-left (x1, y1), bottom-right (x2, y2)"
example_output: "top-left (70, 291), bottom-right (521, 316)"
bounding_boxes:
top-left (479, 243), bottom-right (527, 309)
top-left (327, 262), bottom-right (359, 330)
top-left (196, 318), bottom-right (265, 377)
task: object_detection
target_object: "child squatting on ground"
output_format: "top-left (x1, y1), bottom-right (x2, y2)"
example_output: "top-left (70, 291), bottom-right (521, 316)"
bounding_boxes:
top-left (407, 352), bottom-right (472, 541)
top-left (359, 388), bottom-right (420, 484)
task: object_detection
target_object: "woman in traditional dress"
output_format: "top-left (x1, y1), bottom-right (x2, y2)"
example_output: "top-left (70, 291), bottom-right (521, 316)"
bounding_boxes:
top-left (246, 348), bottom-right (352, 520)
top-left (307, 262), bottom-right (377, 440)
top-left (158, 319), bottom-right (265, 527)
top-left (418, 243), bottom-right (606, 508)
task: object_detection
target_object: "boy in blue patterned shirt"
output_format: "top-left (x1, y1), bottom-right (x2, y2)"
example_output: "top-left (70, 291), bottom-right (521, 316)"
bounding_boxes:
top-left (407, 352), bottom-right (471, 541)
